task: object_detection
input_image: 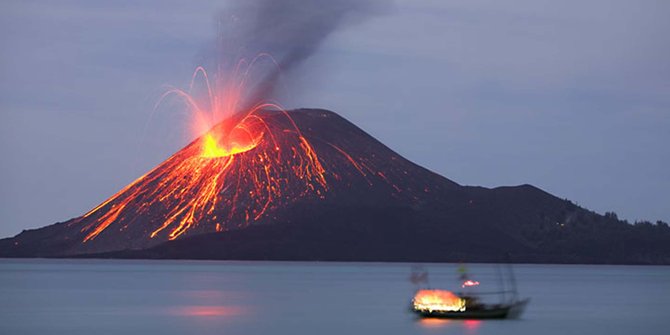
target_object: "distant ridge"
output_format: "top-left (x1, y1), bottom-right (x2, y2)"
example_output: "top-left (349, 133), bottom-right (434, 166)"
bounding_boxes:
top-left (1, 109), bottom-right (669, 264)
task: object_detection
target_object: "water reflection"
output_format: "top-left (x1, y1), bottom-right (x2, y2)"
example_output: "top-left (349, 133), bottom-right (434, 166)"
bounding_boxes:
top-left (418, 317), bottom-right (452, 328)
top-left (167, 288), bottom-right (247, 319)
top-left (170, 305), bottom-right (244, 317)
top-left (464, 319), bottom-right (482, 330)
top-left (417, 317), bottom-right (482, 333)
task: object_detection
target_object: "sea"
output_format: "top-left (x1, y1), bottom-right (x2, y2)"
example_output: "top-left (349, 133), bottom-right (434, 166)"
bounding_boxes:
top-left (0, 259), bottom-right (668, 335)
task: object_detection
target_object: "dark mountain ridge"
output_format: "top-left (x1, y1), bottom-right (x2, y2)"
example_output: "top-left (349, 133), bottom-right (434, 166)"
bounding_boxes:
top-left (1, 109), bottom-right (669, 264)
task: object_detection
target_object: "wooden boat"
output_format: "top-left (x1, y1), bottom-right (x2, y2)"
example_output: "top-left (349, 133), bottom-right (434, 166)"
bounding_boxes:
top-left (409, 264), bottom-right (529, 319)
top-left (411, 292), bottom-right (530, 319)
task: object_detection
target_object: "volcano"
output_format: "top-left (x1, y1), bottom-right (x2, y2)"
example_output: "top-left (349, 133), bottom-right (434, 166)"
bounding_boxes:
top-left (1, 109), bottom-right (669, 264)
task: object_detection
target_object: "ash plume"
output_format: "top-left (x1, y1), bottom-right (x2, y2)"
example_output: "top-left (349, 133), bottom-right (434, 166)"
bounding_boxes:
top-left (208, 0), bottom-right (388, 111)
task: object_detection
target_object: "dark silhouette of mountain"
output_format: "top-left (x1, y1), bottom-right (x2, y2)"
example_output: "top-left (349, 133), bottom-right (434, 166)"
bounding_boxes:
top-left (1, 109), bottom-right (669, 264)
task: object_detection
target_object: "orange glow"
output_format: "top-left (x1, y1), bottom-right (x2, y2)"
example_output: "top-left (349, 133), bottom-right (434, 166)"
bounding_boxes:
top-left (464, 319), bottom-right (482, 330)
top-left (79, 60), bottom-right (332, 243)
top-left (170, 305), bottom-right (244, 317)
top-left (412, 289), bottom-right (466, 312)
top-left (201, 126), bottom-right (262, 158)
top-left (418, 318), bottom-right (452, 328)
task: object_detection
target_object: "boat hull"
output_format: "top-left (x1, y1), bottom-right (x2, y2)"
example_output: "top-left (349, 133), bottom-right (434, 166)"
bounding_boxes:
top-left (413, 298), bottom-right (530, 319)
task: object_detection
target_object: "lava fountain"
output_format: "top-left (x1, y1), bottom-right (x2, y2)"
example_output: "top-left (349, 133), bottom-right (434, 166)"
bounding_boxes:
top-left (77, 61), bottom-right (329, 244)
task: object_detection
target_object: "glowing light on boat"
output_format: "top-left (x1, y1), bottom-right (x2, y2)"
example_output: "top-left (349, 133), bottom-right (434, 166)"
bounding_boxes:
top-left (462, 280), bottom-right (480, 288)
top-left (412, 289), bottom-right (466, 312)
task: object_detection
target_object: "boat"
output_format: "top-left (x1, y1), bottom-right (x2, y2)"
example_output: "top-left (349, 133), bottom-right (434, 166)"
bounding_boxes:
top-left (409, 264), bottom-right (529, 319)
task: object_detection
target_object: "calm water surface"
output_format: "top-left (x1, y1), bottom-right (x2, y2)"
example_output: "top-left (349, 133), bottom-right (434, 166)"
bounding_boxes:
top-left (0, 259), bottom-right (668, 334)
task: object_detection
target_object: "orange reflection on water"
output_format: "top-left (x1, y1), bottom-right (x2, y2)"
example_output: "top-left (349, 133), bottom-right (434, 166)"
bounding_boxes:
top-left (464, 319), bottom-right (482, 330)
top-left (418, 317), bottom-right (452, 328)
top-left (171, 305), bottom-right (245, 317)
top-left (417, 318), bottom-right (483, 333)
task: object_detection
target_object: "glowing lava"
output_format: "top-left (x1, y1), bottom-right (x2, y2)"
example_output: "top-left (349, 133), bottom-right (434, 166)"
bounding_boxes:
top-left (201, 124), bottom-right (262, 158)
top-left (77, 62), bottom-right (330, 243)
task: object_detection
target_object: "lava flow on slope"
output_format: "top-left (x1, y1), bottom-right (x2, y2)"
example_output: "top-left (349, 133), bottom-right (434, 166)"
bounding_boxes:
top-left (66, 65), bottom-right (344, 252)
top-left (1, 62), bottom-right (458, 257)
top-left (77, 108), bottom-right (328, 245)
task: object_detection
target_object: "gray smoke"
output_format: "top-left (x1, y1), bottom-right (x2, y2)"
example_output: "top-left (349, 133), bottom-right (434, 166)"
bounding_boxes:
top-left (209, 0), bottom-right (388, 112)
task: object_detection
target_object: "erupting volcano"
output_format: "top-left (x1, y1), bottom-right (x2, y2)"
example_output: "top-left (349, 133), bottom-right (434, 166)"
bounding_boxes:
top-left (2, 0), bottom-right (669, 264)
top-left (2, 56), bottom-right (443, 256)
top-left (63, 64), bottom-right (364, 252)
top-left (79, 108), bottom-right (328, 245)
top-left (3, 101), bottom-right (670, 263)
top-left (2, 72), bottom-right (670, 263)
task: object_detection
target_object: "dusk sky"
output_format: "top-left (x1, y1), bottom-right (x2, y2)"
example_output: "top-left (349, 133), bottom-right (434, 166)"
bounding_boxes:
top-left (1, 0), bottom-right (668, 238)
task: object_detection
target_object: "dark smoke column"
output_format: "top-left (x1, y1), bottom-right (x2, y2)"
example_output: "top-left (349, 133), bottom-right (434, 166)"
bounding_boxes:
top-left (211, 0), bottom-right (388, 113)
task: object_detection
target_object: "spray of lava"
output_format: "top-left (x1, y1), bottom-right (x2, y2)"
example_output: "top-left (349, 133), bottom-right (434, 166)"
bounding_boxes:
top-left (78, 60), bottom-right (328, 242)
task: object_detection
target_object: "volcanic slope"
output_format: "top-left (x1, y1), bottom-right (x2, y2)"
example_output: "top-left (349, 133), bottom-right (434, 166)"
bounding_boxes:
top-left (1, 109), bottom-right (669, 263)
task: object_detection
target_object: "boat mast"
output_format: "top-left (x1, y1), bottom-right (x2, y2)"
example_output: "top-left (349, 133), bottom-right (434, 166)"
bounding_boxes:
top-left (496, 263), bottom-right (506, 304)
top-left (506, 261), bottom-right (518, 302)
